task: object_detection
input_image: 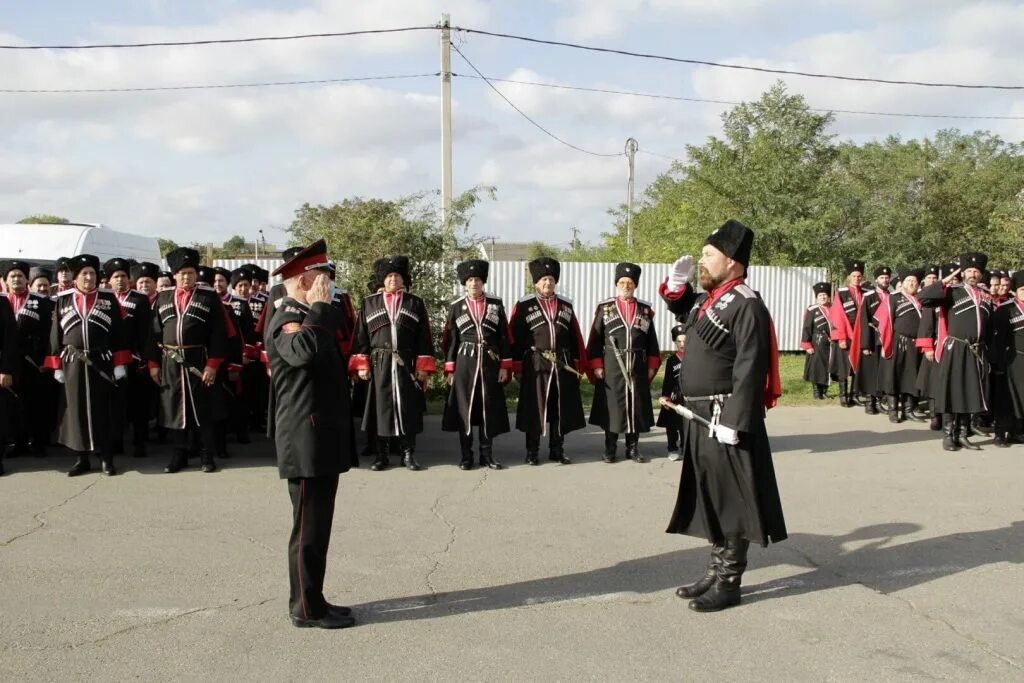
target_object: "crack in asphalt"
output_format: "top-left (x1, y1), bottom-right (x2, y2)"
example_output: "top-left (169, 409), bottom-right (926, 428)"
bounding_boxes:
top-left (423, 469), bottom-right (490, 608)
top-left (0, 478), bottom-right (102, 547)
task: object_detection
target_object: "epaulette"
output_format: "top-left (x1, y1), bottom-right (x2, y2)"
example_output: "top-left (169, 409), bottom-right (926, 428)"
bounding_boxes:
top-left (517, 294), bottom-right (537, 304)
top-left (734, 284), bottom-right (757, 299)
top-left (486, 293), bottom-right (504, 304)
top-left (97, 287), bottom-right (114, 294)
top-left (838, 286), bottom-right (850, 292)
top-left (807, 304), bottom-right (817, 311)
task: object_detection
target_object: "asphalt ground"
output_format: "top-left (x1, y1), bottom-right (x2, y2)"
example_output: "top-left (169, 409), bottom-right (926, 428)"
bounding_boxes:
top-left (1, 407), bottom-right (1021, 681)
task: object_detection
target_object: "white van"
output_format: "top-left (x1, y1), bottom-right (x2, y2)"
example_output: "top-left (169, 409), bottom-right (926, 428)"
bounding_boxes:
top-left (0, 222), bottom-right (162, 265)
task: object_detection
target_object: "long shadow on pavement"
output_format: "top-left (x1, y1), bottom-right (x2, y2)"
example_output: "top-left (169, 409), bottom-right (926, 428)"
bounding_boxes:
top-left (353, 521), bottom-right (1023, 623)
top-left (771, 428), bottom-right (942, 454)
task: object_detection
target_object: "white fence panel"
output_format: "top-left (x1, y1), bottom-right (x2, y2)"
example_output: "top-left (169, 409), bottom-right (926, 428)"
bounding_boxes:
top-left (214, 257), bottom-right (824, 352)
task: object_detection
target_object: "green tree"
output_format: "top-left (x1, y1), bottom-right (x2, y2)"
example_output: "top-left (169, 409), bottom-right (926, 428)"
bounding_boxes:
top-left (17, 214), bottom-right (70, 224)
top-left (217, 235), bottom-right (249, 259)
top-left (157, 238), bottom-right (179, 256)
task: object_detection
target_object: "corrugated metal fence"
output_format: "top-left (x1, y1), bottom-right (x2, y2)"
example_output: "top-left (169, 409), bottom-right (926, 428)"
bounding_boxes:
top-left (214, 258), bottom-right (824, 351)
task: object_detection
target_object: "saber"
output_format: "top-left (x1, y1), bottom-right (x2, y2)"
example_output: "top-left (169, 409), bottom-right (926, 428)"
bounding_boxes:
top-left (66, 347), bottom-right (117, 385)
top-left (670, 402), bottom-right (713, 429)
top-left (160, 344), bottom-right (233, 396)
top-left (534, 348), bottom-right (584, 378)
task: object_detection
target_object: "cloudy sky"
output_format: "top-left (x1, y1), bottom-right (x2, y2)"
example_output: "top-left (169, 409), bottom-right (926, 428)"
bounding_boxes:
top-left (2, 0), bottom-right (1023, 251)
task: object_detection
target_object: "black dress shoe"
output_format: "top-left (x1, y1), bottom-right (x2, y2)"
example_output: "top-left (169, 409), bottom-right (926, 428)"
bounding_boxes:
top-left (100, 459), bottom-right (118, 476)
top-left (290, 612), bottom-right (356, 629)
top-left (370, 456), bottom-right (389, 471)
top-left (201, 461), bottom-right (218, 473)
top-left (928, 416), bottom-right (943, 431)
top-left (402, 452), bottom-right (423, 471)
top-left (164, 451), bottom-right (187, 474)
top-left (326, 603), bottom-right (352, 617)
top-left (603, 452), bottom-right (616, 463)
top-left (67, 456), bottom-right (91, 477)
top-left (993, 433), bottom-right (1010, 448)
top-left (549, 453), bottom-right (571, 464)
top-left (481, 457), bottom-right (503, 470)
top-left (525, 452), bottom-right (539, 466)
top-left (459, 459), bottom-right (473, 471)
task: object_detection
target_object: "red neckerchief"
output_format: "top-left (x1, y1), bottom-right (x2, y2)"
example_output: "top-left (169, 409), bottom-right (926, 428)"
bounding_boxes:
top-left (148, 292), bottom-right (158, 306)
top-left (383, 290), bottom-right (402, 321)
top-left (467, 294), bottom-right (486, 322)
top-left (73, 288), bottom-right (98, 318)
top-left (220, 292), bottom-right (231, 304)
top-left (615, 296), bottom-right (636, 324)
top-left (8, 290), bottom-right (27, 314)
top-left (175, 286), bottom-right (195, 314)
top-left (698, 277), bottom-right (744, 318)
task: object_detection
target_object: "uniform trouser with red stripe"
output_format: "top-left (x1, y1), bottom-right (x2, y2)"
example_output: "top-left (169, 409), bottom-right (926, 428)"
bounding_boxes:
top-left (287, 475), bottom-right (339, 620)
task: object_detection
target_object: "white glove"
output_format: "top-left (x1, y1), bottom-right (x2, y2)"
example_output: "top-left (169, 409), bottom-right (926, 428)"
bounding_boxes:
top-left (715, 425), bottom-right (739, 446)
top-left (667, 255), bottom-right (694, 290)
top-left (54, 369), bottom-right (65, 384)
top-left (114, 365), bottom-right (127, 381)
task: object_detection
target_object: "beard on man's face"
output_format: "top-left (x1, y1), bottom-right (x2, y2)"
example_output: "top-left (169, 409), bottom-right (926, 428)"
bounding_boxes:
top-left (698, 266), bottom-right (722, 291)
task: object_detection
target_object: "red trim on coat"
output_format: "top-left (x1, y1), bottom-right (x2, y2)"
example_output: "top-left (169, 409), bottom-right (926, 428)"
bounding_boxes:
top-left (205, 357), bottom-right (224, 371)
top-left (647, 354), bottom-right (662, 371)
top-left (800, 341), bottom-right (814, 350)
top-left (659, 279), bottom-right (687, 300)
top-left (43, 355), bottom-right (62, 371)
top-left (500, 358), bottom-right (515, 371)
top-left (112, 350), bottom-right (133, 367)
top-left (444, 361), bottom-right (455, 373)
top-left (415, 356), bottom-right (437, 374)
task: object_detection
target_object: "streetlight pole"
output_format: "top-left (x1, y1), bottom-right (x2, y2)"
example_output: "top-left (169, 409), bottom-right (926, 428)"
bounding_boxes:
top-left (625, 137), bottom-right (638, 250)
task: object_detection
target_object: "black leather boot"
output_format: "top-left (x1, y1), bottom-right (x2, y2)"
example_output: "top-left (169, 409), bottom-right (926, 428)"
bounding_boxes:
top-left (67, 454), bottom-right (91, 477)
top-left (625, 433), bottom-right (645, 463)
top-left (479, 437), bottom-right (502, 470)
top-left (888, 396), bottom-right (902, 423)
top-left (164, 448), bottom-right (188, 473)
top-left (928, 401), bottom-right (943, 431)
top-left (525, 434), bottom-right (540, 465)
top-left (99, 453), bottom-right (117, 476)
top-left (401, 437), bottom-right (423, 471)
top-left (676, 545), bottom-right (723, 599)
top-left (959, 415), bottom-right (982, 451)
top-left (200, 449), bottom-right (218, 473)
top-left (548, 432), bottom-right (570, 464)
top-left (458, 432), bottom-right (474, 470)
top-left (603, 431), bottom-right (617, 463)
top-left (0, 445), bottom-right (6, 476)
top-left (839, 380), bottom-right (851, 407)
top-left (689, 536), bottom-right (748, 613)
top-left (812, 384), bottom-right (823, 400)
top-left (942, 415), bottom-right (961, 451)
top-left (993, 431), bottom-right (1009, 448)
top-left (865, 396), bottom-right (879, 415)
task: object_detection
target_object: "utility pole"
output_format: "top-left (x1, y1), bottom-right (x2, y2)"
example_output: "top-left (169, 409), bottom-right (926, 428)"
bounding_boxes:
top-left (440, 13), bottom-right (453, 241)
top-left (625, 137), bottom-right (638, 250)
top-left (570, 226), bottom-right (581, 255)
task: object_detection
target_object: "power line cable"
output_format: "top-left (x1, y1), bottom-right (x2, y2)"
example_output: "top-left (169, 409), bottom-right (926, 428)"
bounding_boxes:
top-left (449, 43), bottom-right (622, 158)
top-left (453, 73), bottom-right (1024, 121)
top-left (0, 26), bottom-right (435, 50)
top-left (0, 72), bottom-right (437, 94)
top-left (451, 26), bottom-right (1024, 91)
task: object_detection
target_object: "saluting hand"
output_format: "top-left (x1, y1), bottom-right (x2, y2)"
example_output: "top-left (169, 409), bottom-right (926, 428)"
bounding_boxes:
top-left (306, 273), bottom-right (332, 305)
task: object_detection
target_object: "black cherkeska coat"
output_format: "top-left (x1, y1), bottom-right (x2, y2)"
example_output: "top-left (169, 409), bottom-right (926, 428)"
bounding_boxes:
top-left (147, 285), bottom-right (230, 430)
top-left (266, 298), bottom-right (353, 479)
top-left (586, 297), bottom-right (661, 434)
top-left (46, 288), bottom-right (131, 453)
top-left (800, 304), bottom-right (832, 386)
top-left (989, 299), bottom-right (1024, 420)
top-left (918, 282), bottom-right (993, 414)
top-left (664, 280), bottom-right (787, 547)
top-left (440, 294), bottom-right (513, 437)
top-left (508, 293), bottom-right (587, 437)
top-left (854, 288), bottom-right (885, 395)
top-left (349, 291), bottom-right (434, 437)
top-left (0, 295), bottom-right (20, 441)
top-left (9, 291), bottom-right (57, 442)
top-left (878, 292), bottom-right (924, 396)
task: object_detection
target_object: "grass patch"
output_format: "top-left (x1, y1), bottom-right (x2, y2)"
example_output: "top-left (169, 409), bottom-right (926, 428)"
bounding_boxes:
top-left (425, 351), bottom-right (826, 414)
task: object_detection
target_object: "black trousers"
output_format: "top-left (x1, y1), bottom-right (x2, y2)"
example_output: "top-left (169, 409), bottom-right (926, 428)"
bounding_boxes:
top-left (525, 382), bottom-right (564, 452)
top-left (665, 427), bottom-right (680, 451)
top-left (287, 475), bottom-right (339, 620)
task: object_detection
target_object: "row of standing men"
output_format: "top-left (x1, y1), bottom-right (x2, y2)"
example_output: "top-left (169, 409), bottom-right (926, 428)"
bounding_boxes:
top-left (800, 254), bottom-right (1024, 450)
top-left (0, 246), bottom-right (690, 476)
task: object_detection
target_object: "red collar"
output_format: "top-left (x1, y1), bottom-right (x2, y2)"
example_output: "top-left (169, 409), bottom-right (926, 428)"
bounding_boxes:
top-left (699, 278), bottom-right (745, 317)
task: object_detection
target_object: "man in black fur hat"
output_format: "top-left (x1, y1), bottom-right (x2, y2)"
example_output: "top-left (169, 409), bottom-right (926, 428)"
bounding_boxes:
top-left (834, 259), bottom-right (868, 407)
top-left (661, 219), bottom-right (786, 613)
top-left (509, 257), bottom-right (587, 465)
top-left (148, 247), bottom-right (230, 473)
top-left (587, 262), bottom-right (661, 463)
top-left (989, 270), bottom-right (1024, 446)
top-left (855, 266), bottom-right (892, 415)
top-left (919, 252), bottom-right (994, 451)
top-left (349, 255), bottom-right (435, 471)
top-left (440, 259), bottom-right (513, 470)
